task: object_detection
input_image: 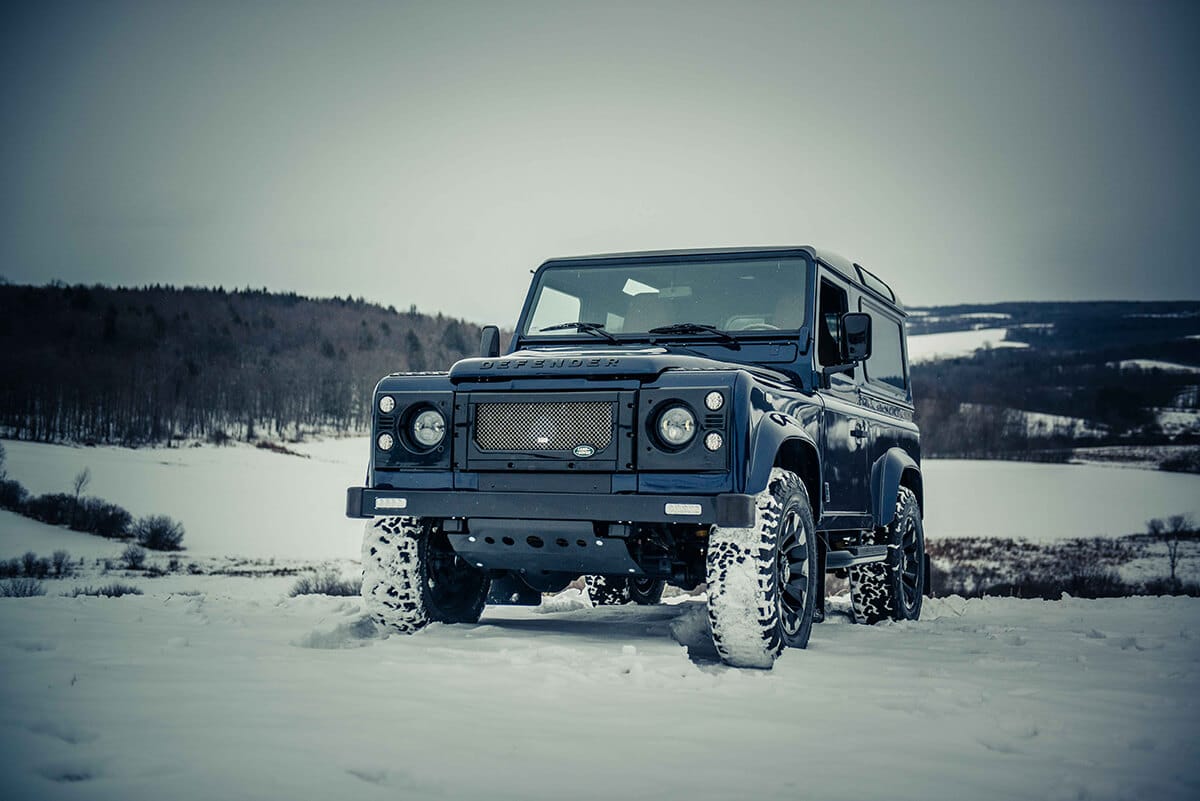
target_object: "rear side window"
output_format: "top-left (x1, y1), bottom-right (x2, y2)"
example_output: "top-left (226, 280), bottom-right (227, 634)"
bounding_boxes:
top-left (862, 302), bottom-right (906, 391)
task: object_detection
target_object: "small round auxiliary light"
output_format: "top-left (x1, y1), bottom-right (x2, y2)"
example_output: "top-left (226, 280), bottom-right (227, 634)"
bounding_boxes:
top-left (704, 391), bottom-right (724, 411)
top-left (377, 433), bottom-right (395, 451)
top-left (378, 396), bottom-right (396, 414)
top-left (704, 432), bottom-right (724, 451)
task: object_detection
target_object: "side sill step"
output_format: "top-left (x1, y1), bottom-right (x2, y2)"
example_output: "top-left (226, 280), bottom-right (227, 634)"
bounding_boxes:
top-left (825, 544), bottom-right (889, 570)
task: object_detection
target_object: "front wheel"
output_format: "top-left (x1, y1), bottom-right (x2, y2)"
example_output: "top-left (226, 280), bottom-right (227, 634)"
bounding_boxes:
top-left (706, 468), bottom-right (817, 669)
top-left (361, 517), bottom-right (491, 633)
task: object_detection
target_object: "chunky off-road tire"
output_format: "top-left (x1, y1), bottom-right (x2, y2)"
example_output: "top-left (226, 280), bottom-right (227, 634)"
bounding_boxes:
top-left (584, 574), bottom-right (630, 605)
top-left (585, 575), bottom-right (666, 606)
top-left (361, 516), bottom-right (490, 633)
top-left (849, 486), bottom-right (924, 624)
top-left (628, 577), bottom-right (666, 605)
top-left (706, 468), bottom-right (818, 669)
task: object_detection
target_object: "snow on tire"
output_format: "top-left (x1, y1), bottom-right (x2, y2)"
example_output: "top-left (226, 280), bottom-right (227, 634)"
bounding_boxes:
top-left (584, 574), bottom-right (631, 605)
top-left (706, 468), bottom-right (817, 669)
top-left (361, 516), bottom-right (490, 633)
top-left (849, 485), bottom-right (924, 624)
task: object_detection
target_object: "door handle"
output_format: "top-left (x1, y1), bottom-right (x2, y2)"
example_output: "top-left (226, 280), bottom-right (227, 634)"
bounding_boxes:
top-left (850, 422), bottom-right (868, 439)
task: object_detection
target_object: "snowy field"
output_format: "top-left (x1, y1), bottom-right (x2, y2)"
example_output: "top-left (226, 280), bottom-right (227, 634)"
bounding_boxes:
top-left (906, 327), bottom-right (1027, 364)
top-left (1, 438), bottom-right (366, 559)
top-left (3, 440), bottom-right (1200, 799)
top-left (921, 459), bottom-right (1200, 542)
top-left (1, 591), bottom-right (1197, 801)
top-left (1110, 359), bottom-right (1200, 374)
top-left (3, 440), bottom-right (1198, 564)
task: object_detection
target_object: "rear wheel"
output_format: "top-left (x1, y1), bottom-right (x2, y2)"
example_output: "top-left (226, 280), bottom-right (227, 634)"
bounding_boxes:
top-left (361, 516), bottom-right (491, 633)
top-left (849, 486), bottom-right (924, 624)
top-left (584, 574), bottom-right (630, 605)
top-left (706, 468), bottom-right (817, 669)
top-left (585, 575), bottom-right (667, 606)
top-left (628, 576), bottom-right (666, 605)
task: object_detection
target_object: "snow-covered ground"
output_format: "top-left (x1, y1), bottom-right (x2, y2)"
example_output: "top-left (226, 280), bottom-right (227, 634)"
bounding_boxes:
top-left (1108, 359), bottom-right (1200, 374)
top-left (3, 440), bottom-right (1200, 799)
top-left (906, 327), bottom-right (1027, 364)
top-left (0, 591), bottom-right (1194, 801)
top-left (922, 459), bottom-right (1200, 541)
top-left (1156, 408), bottom-right (1200, 437)
top-left (1, 439), bottom-right (365, 560)
top-left (957, 403), bottom-right (1109, 438)
top-left (1020, 409), bottom-right (1105, 437)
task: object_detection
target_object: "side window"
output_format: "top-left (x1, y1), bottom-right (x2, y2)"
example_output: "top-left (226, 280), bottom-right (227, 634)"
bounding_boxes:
top-left (862, 303), bottom-right (907, 391)
top-left (816, 278), bottom-right (849, 369)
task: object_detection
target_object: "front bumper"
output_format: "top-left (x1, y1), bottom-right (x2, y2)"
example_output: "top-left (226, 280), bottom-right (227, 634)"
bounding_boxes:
top-left (345, 487), bottom-right (756, 528)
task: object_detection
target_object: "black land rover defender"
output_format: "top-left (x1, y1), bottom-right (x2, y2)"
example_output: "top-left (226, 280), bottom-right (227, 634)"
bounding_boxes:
top-left (346, 247), bottom-right (925, 668)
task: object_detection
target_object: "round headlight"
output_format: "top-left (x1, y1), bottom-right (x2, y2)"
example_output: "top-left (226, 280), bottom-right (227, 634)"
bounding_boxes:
top-left (704, 391), bottom-right (724, 411)
top-left (657, 405), bottom-right (697, 447)
top-left (411, 409), bottom-right (446, 448)
top-left (704, 432), bottom-right (724, 451)
top-left (377, 432), bottom-right (395, 451)
top-left (378, 396), bottom-right (396, 414)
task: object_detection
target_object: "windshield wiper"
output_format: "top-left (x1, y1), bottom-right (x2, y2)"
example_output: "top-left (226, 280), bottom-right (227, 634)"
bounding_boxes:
top-left (647, 323), bottom-right (741, 350)
top-left (538, 321), bottom-right (619, 343)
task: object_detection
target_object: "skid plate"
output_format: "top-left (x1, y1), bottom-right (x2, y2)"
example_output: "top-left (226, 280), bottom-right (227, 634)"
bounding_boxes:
top-left (448, 519), bottom-right (642, 575)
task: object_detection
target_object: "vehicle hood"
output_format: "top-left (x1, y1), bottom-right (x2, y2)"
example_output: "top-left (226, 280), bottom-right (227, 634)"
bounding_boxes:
top-left (448, 346), bottom-right (792, 383)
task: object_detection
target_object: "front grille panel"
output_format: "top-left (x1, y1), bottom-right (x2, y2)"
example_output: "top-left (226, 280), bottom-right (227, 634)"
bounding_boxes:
top-left (474, 401), bottom-right (613, 451)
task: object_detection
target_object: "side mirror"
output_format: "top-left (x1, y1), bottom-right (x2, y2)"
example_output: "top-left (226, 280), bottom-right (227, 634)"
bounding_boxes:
top-left (840, 312), bottom-right (872, 362)
top-left (480, 325), bottom-right (501, 358)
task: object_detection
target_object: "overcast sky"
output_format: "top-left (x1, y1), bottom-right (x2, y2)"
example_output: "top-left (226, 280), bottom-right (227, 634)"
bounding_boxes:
top-left (2, 1), bottom-right (1197, 321)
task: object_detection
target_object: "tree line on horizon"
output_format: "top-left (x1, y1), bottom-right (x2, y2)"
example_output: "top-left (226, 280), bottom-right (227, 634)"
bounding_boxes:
top-left (2, 283), bottom-right (1197, 461)
top-left (0, 282), bottom-right (486, 445)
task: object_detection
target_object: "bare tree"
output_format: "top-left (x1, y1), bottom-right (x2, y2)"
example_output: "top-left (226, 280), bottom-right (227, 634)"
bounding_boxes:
top-left (69, 467), bottom-right (92, 529)
top-left (1165, 514), bottom-right (1192, 588)
top-left (72, 467), bottom-right (91, 502)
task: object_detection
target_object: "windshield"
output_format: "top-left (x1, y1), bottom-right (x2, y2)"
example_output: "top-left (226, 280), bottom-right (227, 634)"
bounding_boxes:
top-left (521, 256), bottom-right (810, 338)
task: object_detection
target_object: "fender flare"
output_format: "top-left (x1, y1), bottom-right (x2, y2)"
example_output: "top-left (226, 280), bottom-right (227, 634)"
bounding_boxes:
top-left (745, 411), bottom-right (820, 497)
top-left (870, 447), bottom-right (922, 528)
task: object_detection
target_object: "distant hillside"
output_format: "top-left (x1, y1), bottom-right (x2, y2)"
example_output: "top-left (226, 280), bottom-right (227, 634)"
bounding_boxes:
top-left (906, 301), bottom-right (1200, 468)
top-left (4, 285), bottom-right (1198, 467)
top-left (0, 283), bottom-right (486, 444)
top-left (907, 300), bottom-right (1200, 350)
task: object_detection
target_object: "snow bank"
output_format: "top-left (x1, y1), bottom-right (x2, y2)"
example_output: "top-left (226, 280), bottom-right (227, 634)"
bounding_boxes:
top-left (0, 591), bottom-right (1196, 800)
top-left (907, 327), bottom-right (1026, 364)
top-left (1110, 359), bottom-right (1200, 374)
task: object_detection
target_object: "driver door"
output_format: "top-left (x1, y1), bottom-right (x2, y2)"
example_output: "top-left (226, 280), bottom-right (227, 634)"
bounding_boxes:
top-left (815, 274), bottom-right (870, 522)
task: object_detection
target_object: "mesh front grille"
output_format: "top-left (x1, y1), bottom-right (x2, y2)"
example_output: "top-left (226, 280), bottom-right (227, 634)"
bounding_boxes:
top-left (474, 401), bottom-right (613, 451)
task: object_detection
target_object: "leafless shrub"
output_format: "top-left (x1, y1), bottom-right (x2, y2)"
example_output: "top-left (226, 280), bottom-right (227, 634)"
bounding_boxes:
top-left (66, 583), bottom-right (143, 598)
top-left (1142, 577), bottom-right (1200, 597)
top-left (133, 515), bottom-right (185, 550)
top-left (0, 478), bottom-right (26, 510)
top-left (289, 569), bottom-right (360, 597)
top-left (51, 550), bottom-right (73, 577)
top-left (1, 578), bottom-right (46, 597)
top-left (121, 544), bottom-right (147, 570)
